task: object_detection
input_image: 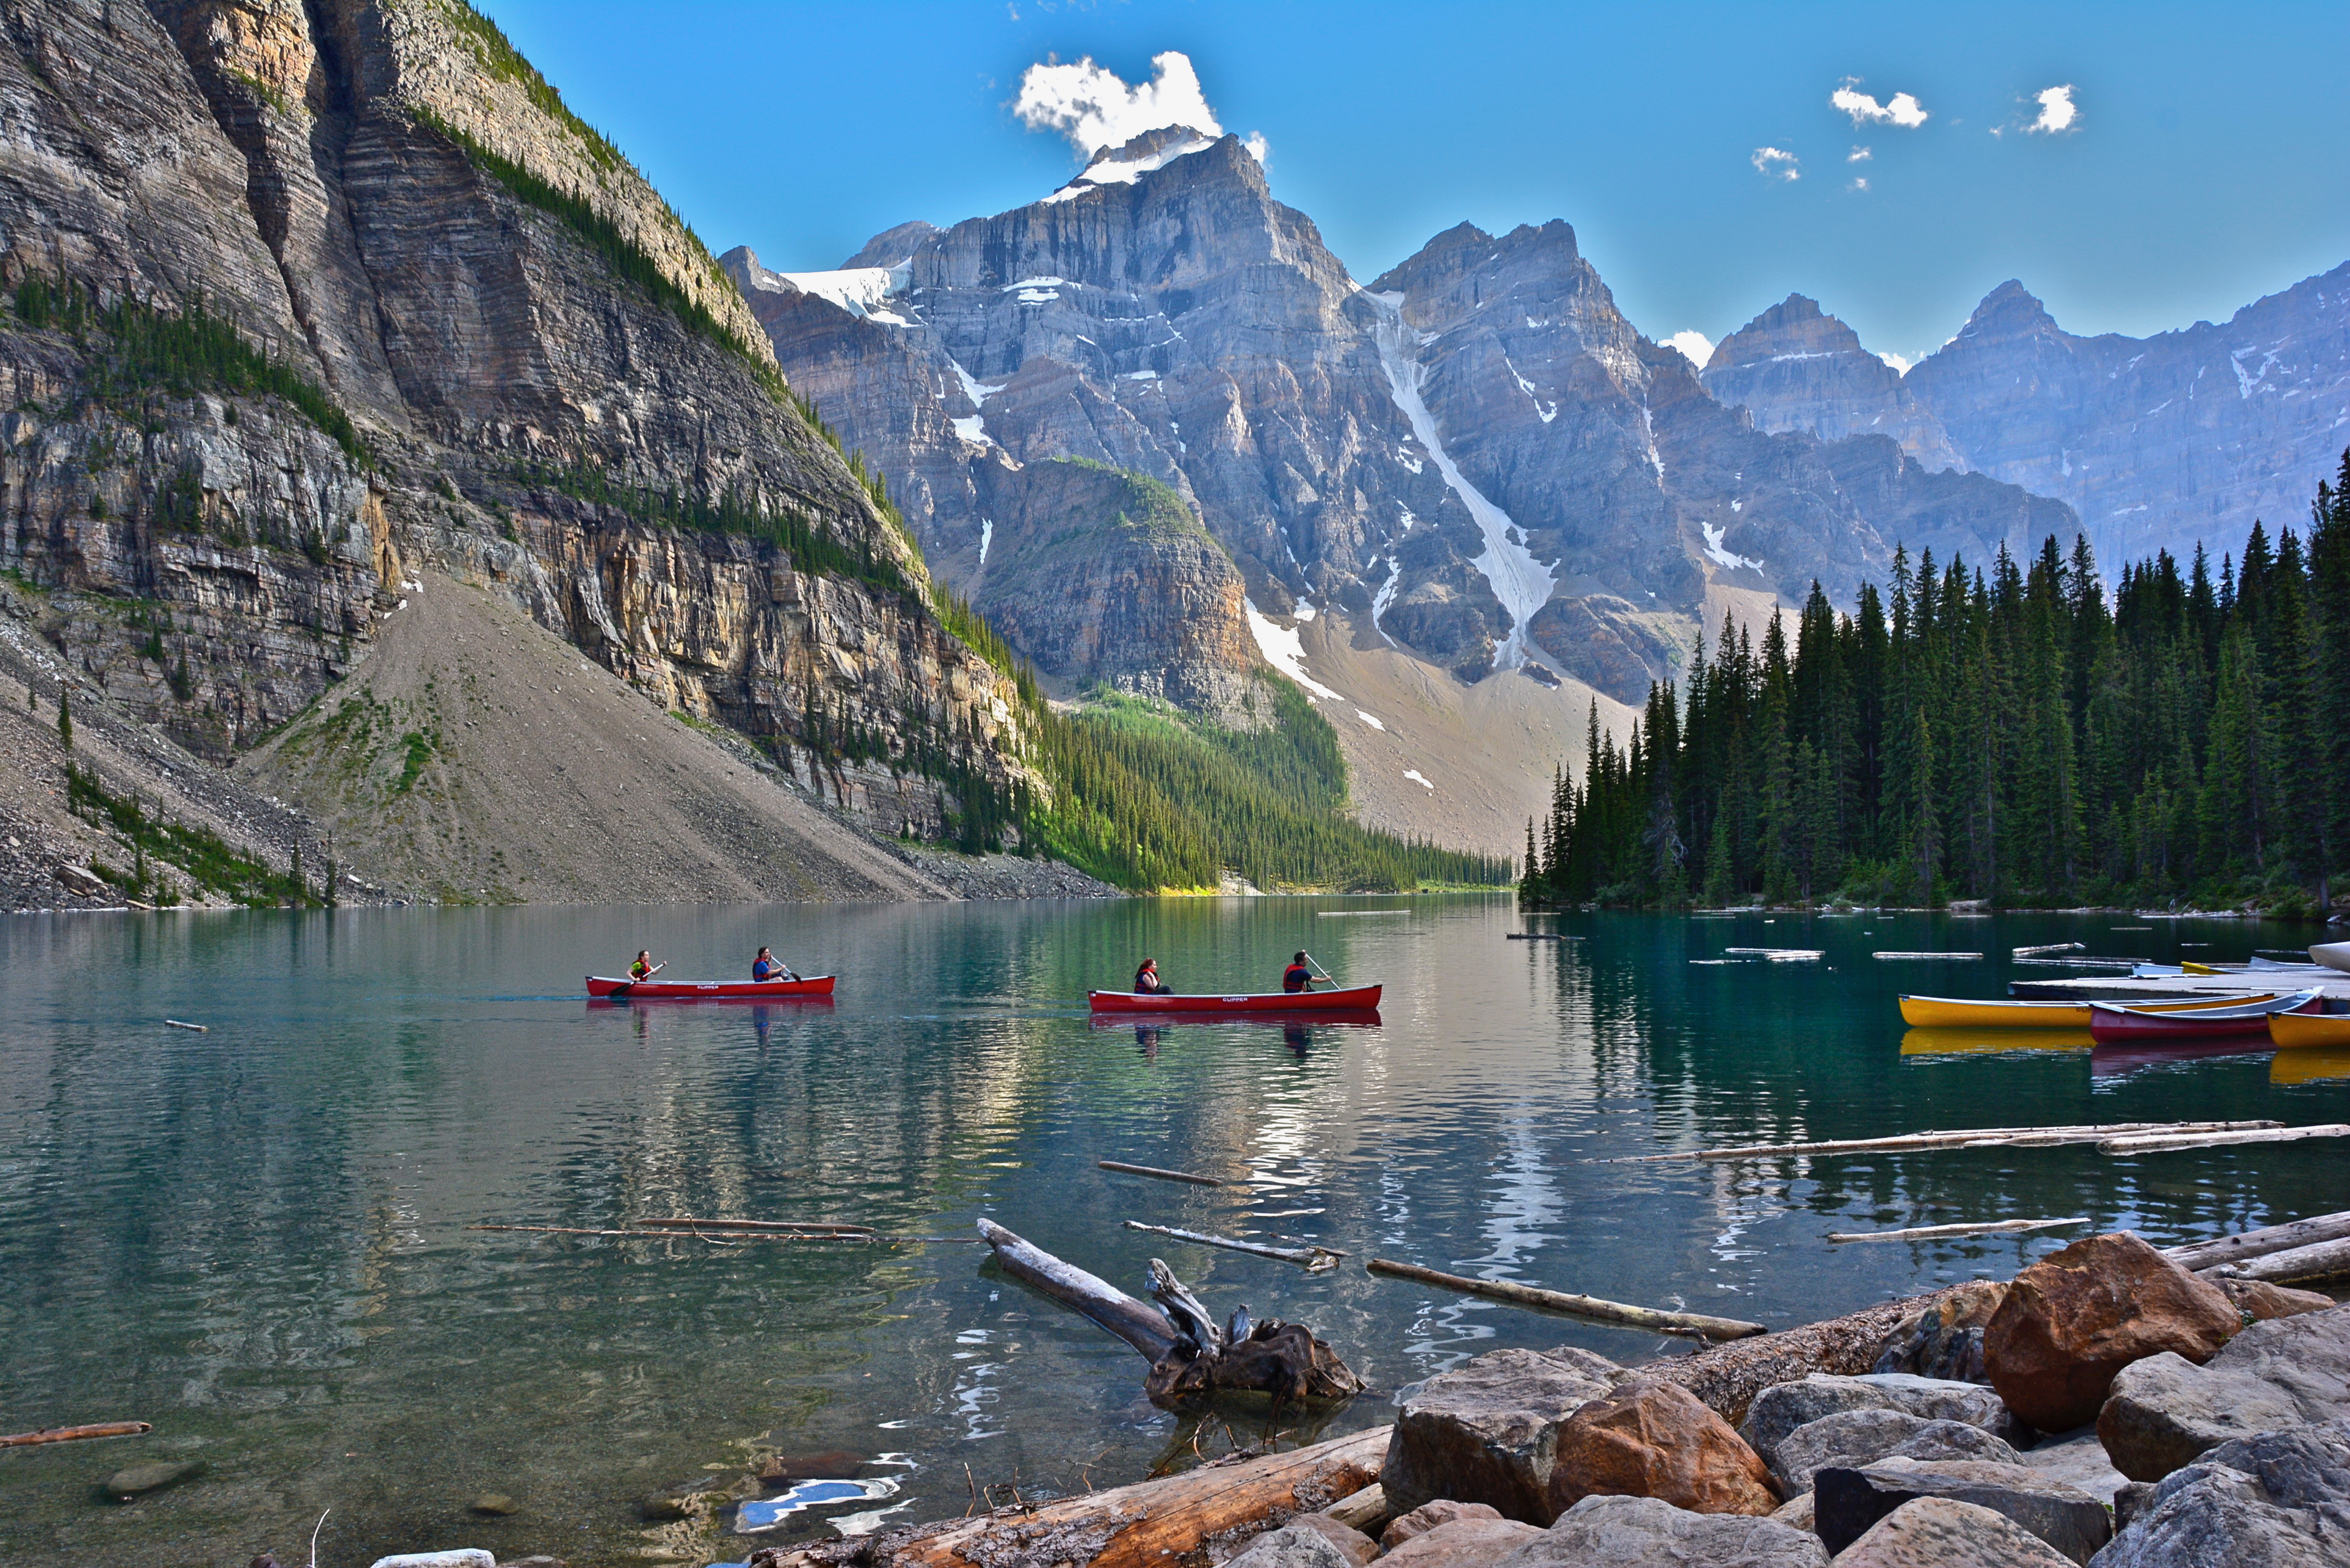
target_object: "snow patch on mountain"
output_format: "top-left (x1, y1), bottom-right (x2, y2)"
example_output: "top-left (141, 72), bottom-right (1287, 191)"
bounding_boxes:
top-left (778, 262), bottom-right (912, 321)
top-left (1244, 599), bottom-right (1344, 701)
top-left (1367, 292), bottom-right (1556, 667)
top-left (1701, 522), bottom-right (1764, 571)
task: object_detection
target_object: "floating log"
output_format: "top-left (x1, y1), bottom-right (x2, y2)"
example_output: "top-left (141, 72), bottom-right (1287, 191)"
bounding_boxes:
top-left (0, 1421), bottom-right (152, 1448)
top-left (976, 1217), bottom-right (1176, 1358)
top-left (164, 1020), bottom-right (208, 1032)
top-left (1123, 1220), bottom-right (1345, 1271)
top-left (2014, 943), bottom-right (2088, 959)
top-left (1873, 951), bottom-right (1984, 961)
top-left (1506, 932), bottom-right (1576, 941)
top-left (2099, 1124), bottom-right (2350, 1155)
top-left (2163, 1209), bottom-right (2350, 1272)
top-left (2222, 1235), bottom-right (2350, 1286)
top-left (884, 1425), bottom-right (1391, 1568)
top-left (632, 1217), bottom-right (877, 1234)
top-left (1364, 1258), bottom-right (1765, 1341)
top-left (1599, 1120), bottom-right (2281, 1164)
top-left (468, 1225), bottom-right (874, 1242)
top-left (1827, 1216), bottom-right (2088, 1244)
top-left (1098, 1159), bottom-right (1227, 1187)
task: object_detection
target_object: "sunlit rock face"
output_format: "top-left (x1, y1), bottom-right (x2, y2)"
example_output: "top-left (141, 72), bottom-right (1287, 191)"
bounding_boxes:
top-left (1, 0), bottom-right (1029, 794)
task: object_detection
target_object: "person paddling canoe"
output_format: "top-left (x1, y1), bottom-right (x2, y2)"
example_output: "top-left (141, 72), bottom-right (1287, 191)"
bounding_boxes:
top-left (1134, 957), bottom-right (1171, 995)
top-left (629, 950), bottom-right (662, 983)
top-left (753, 947), bottom-right (798, 983)
top-left (1282, 951), bottom-right (1317, 993)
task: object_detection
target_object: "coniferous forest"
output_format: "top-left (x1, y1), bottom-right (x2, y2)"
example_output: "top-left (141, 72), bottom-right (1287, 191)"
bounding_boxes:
top-left (1523, 454), bottom-right (2350, 915)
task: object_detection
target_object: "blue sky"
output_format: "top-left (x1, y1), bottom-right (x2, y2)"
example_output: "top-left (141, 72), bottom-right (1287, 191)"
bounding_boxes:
top-left (483, 1), bottom-right (2348, 366)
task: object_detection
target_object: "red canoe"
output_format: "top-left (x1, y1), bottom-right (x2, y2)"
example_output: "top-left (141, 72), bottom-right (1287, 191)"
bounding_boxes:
top-left (1089, 985), bottom-right (1383, 1013)
top-left (586, 974), bottom-right (836, 1000)
top-left (2087, 988), bottom-right (2321, 1044)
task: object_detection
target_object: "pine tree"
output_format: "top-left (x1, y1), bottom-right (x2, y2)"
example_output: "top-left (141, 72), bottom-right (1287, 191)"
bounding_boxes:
top-left (56, 689), bottom-right (72, 751)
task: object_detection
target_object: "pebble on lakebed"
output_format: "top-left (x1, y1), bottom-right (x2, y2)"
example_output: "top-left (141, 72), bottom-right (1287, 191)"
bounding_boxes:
top-left (103, 1460), bottom-right (201, 1500)
top-left (468, 1493), bottom-right (520, 1516)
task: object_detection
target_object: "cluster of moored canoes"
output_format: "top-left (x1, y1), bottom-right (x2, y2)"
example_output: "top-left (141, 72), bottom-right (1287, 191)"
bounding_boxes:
top-left (1900, 941), bottom-right (2350, 1047)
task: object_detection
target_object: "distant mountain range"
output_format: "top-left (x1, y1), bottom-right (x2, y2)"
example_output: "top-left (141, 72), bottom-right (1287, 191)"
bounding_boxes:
top-left (1702, 267), bottom-right (2350, 571)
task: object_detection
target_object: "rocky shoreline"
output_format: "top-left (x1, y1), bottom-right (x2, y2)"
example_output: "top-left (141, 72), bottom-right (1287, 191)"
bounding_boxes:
top-left (680, 1229), bottom-right (2339, 1568)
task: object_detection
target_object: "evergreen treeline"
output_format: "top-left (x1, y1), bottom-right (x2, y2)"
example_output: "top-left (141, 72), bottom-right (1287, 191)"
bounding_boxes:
top-left (1524, 453), bottom-right (2350, 914)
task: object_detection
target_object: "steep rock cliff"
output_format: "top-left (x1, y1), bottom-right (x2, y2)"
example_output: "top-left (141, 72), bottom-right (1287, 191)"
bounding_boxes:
top-left (0, 0), bottom-right (1031, 896)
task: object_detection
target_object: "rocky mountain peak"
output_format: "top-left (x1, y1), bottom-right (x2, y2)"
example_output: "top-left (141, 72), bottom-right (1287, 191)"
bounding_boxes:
top-left (1706, 293), bottom-right (1868, 370)
top-left (1955, 279), bottom-right (2061, 342)
top-left (843, 221), bottom-right (942, 269)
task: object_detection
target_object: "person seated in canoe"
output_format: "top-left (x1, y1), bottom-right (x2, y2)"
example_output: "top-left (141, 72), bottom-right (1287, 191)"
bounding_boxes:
top-left (1134, 957), bottom-right (1171, 994)
top-left (1282, 952), bottom-right (1318, 993)
top-left (752, 947), bottom-right (798, 983)
top-left (629, 950), bottom-right (660, 982)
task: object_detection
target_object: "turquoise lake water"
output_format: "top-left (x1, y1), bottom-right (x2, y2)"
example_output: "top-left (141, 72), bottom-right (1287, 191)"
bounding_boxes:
top-left (2, 897), bottom-right (2344, 1566)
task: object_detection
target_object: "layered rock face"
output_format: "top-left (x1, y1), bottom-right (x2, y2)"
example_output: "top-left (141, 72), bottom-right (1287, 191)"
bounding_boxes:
top-left (745, 132), bottom-right (2074, 709)
top-left (1704, 268), bottom-right (2350, 569)
top-left (0, 1), bottom-right (1025, 821)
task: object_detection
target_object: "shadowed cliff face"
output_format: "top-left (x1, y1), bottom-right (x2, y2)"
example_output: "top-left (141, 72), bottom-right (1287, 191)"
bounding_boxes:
top-left (742, 133), bottom-right (2076, 705)
top-left (1703, 271), bottom-right (2350, 569)
top-left (0, 0), bottom-right (1025, 806)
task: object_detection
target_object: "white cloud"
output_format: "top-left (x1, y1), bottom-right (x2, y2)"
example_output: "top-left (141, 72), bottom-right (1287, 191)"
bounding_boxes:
top-left (1665, 330), bottom-right (1715, 368)
top-left (2026, 84), bottom-right (2080, 134)
top-left (1014, 51), bottom-right (1224, 156)
top-left (1752, 146), bottom-right (1800, 181)
top-left (1879, 351), bottom-right (1914, 374)
top-left (1849, 145), bottom-right (1872, 162)
top-left (1831, 77), bottom-right (1929, 129)
top-left (1243, 130), bottom-right (1270, 165)
top-left (1848, 176), bottom-right (1869, 192)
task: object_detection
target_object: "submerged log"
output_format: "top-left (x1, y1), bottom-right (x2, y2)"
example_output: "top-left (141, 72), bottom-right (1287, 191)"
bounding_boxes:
top-left (1098, 1159), bottom-right (1228, 1186)
top-left (2163, 1209), bottom-right (2350, 1272)
top-left (2099, 1123), bottom-right (2350, 1154)
top-left (1598, 1119), bottom-right (2279, 1164)
top-left (1123, 1220), bottom-right (1346, 1271)
top-left (1827, 1216), bottom-right (2088, 1243)
top-left (977, 1220), bottom-right (1364, 1410)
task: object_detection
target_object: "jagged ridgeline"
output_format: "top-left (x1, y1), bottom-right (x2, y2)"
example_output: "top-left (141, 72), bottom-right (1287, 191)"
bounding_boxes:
top-left (1524, 453), bottom-right (2350, 913)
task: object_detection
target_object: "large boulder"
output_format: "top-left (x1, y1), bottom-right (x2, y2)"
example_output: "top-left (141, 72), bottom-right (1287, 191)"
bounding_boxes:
top-left (1380, 1348), bottom-right (1622, 1521)
top-left (1832, 1496), bottom-right (2077, 1567)
top-left (1740, 1373), bottom-right (2025, 1460)
top-left (1984, 1232), bottom-right (2241, 1433)
top-left (1377, 1516), bottom-right (1543, 1568)
top-left (1284, 1513), bottom-right (1378, 1565)
top-left (2088, 1420), bottom-right (2350, 1567)
top-left (2211, 1277), bottom-right (2337, 1324)
top-left (1545, 1379), bottom-right (1779, 1518)
top-left (1871, 1280), bottom-right (2009, 1383)
top-left (1494, 1494), bottom-right (1828, 1567)
top-left (2097, 1305), bottom-right (2350, 1481)
top-left (1768, 1413), bottom-right (2020, 1496)
top-left (1381, 1501), bottom-right (1504, 1549)
top-left (1220, 1522), bottom-right (1364, 1568)
top-left (1813, 1458), bottom-right (2112, 1563)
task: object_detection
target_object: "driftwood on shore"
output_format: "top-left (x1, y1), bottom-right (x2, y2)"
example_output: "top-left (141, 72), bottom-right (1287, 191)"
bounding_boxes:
top-left (2164, 1209), bottom-right (2350, 1272)
top-left (1633, 1291), bottom-right (1941, 1426)
top-left (1598, 1119), bottom-right (2280, 1164)
top-left (2216, 1235), bottom-right (2350, 1285)
top-left (793, 1425), bottom-right (1390, 1568)
top-left (0, 1421), bottom-right (152, 1448)
top-left (1827, 1216), bottom-right (2088, 1244)
top-left (1365, 1258), bottom-right (1765, 1341)
top-left (978, 1219), bottom-right (1364, 1409)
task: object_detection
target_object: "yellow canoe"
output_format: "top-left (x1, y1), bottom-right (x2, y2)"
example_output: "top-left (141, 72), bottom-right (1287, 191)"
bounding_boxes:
top-left (2268, 1010), bottom-right (2350, 1049)
top-left (1899, 992), bottom-right (2283, 1029)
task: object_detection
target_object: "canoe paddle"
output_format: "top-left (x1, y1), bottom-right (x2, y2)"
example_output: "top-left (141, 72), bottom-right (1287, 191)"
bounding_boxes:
top-left (1302, 951), bottom-right (1341, 991)
top-left (611, 961), bottom-right (665, 997)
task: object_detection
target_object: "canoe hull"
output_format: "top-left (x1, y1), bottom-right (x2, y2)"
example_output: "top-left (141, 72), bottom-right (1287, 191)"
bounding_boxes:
top-left (2270, 1010), bottom-right (2350, 1050)
top-left (1899, 993), bottom-right (2282, 1029)
top-left (1089, 985), bottom-right (1382, 1013)
top-left (2088, 991), bottom-right (2321, 1044)
top-left (585, 975), bottom-right (835, 1000)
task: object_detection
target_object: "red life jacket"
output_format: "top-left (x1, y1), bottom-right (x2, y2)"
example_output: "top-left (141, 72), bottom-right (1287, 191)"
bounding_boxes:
top-left (1283, 963), bottom-right (1312, 993)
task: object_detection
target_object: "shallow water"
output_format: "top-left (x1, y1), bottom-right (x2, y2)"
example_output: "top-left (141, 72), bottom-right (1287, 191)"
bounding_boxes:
top-left (2, 898), bottom-right (2343, 1566)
